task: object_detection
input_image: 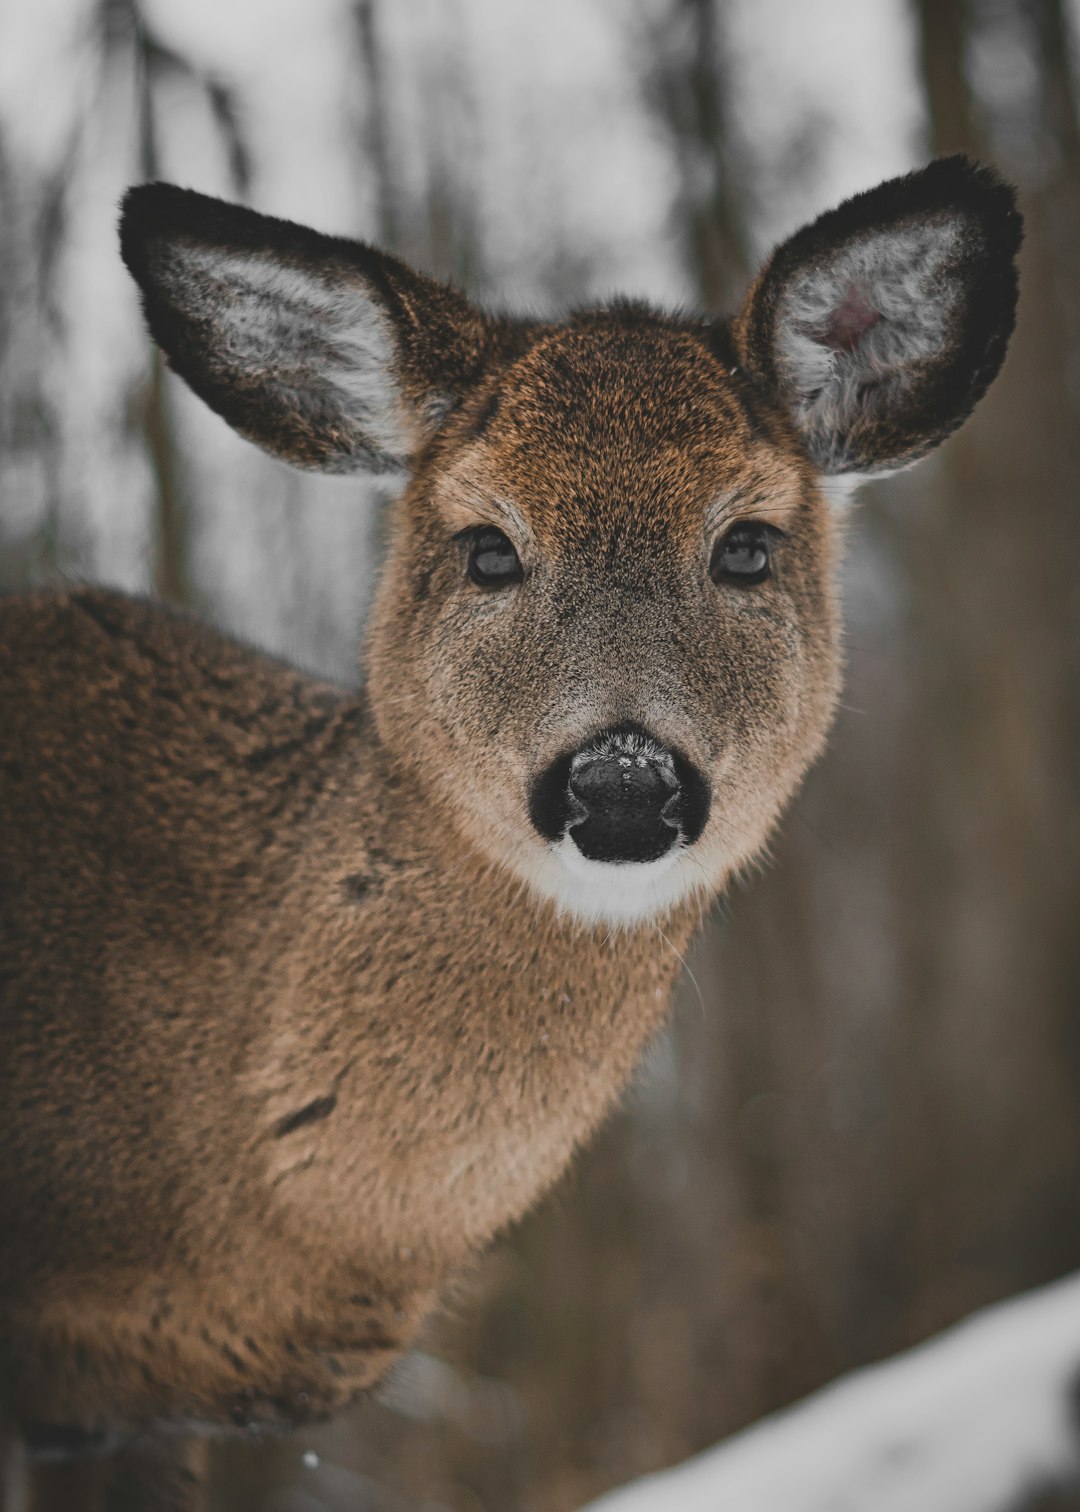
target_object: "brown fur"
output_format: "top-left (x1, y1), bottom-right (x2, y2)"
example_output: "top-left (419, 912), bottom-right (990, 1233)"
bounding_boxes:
top-left (0, 161), bottom-right (1020, 1461)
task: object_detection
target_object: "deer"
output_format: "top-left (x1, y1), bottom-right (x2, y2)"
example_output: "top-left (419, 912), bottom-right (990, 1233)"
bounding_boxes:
top-left (0, 157), bottom-right (1021, 1506)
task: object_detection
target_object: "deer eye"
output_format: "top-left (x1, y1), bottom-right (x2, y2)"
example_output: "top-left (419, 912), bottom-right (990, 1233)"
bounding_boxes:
top-left (710, 522), bottom-right (775, 587)
top-left (463, 527), bottom-right (523, 589)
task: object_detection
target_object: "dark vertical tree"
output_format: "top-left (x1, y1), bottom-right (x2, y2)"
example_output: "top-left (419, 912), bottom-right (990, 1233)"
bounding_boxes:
top-left (104, 0), bottom-right (252, 607)
top-left (640, 0), bottom-right (750, 306)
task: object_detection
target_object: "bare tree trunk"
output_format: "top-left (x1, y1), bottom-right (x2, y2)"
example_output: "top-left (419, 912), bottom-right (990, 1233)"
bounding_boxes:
top-left (142, 350), bottom-right (189, 608)
top-left (642, 0), bottom-right (750, 307)
top-left (103, 0), bottom-right (193, 606)
top-left (352, 0), bottom-right (399, 249)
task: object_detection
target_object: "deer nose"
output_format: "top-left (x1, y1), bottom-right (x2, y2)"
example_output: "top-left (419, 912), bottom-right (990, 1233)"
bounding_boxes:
top-left (529, 724), bottom-right (710, 865)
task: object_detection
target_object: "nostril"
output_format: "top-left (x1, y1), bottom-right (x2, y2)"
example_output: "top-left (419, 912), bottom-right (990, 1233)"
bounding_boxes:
top-left (528, 749), bottom-right (576, 843)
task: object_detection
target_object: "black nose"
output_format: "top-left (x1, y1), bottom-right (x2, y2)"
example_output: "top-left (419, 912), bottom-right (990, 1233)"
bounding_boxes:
top-left (529, 724), bottom-right (710, 864)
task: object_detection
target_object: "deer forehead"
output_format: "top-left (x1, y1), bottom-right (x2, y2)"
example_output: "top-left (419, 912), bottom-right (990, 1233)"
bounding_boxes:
top-left (430, 319), bottom-right (808, 549)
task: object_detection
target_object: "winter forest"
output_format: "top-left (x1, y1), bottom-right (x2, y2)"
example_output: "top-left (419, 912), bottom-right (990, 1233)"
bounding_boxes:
top-left (3, 0), bottom-right (1080, 1508)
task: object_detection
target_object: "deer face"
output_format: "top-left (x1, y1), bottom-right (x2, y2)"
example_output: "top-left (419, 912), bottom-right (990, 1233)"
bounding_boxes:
top-left (368, 316), bottom-right (841, 922)
top-left (121, 158), bottom-right (1020, 926)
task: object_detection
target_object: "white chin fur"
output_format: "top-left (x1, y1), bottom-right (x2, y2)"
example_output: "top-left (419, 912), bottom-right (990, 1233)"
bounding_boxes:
top-left (519, 835), bottom-right (707, 927)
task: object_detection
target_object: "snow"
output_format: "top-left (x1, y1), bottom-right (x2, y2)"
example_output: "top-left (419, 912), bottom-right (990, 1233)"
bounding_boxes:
top-left (579, 1271), bottom-right (1080, 1512)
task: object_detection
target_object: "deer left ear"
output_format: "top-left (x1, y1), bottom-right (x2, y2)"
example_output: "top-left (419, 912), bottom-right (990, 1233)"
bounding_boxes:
top-left (731, 157), bottom-right (1023, 483)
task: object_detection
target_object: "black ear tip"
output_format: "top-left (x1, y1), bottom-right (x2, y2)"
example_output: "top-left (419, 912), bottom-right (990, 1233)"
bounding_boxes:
top-left (799, 155), bottom-right (1024, 264)
top-left (117, 182), bottom-right (370, 286)
top-left (816, 155), bottom-right (1023, 262)
top-left (119, 181), bottom-right (181, 231)
top-left (118, 181), bottom-right (263, 275)
top-left (916, 153), bottom-right (1024, 250)
top-left (118, 182), bottom-right (193, 277)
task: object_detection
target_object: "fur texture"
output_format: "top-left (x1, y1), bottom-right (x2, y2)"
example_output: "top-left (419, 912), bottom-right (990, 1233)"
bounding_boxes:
top-left (777, 220), bottom-right (965, 469)
top-left (169, 244), bottom-right (412, 472)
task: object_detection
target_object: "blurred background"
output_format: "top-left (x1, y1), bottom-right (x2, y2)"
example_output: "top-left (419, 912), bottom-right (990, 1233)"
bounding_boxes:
top-left (3, 0), bottom-right (1080, 1508)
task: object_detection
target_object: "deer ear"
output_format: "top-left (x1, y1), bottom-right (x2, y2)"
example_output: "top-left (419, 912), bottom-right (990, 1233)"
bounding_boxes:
top-left (731, 157), bottom-right (1022, 483)
top-left (120, 184), bottom-right (492, 475)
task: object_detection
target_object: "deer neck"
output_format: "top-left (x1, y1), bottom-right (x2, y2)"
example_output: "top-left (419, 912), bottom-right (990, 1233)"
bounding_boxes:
top-left (247, 721), bottom-right (698, 1276)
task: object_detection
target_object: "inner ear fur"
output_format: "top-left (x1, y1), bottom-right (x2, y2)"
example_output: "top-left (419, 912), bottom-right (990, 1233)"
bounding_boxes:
top-left (731, 156), bottom-right (1023, 477)
top-left (120, 183), bottom-right (493, 475)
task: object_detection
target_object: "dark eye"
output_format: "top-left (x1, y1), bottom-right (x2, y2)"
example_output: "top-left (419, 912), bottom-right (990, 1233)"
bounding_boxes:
top-left (710, 522), bottom-right (775, 587)
top-left (463, 526), bottom-right (523, 589)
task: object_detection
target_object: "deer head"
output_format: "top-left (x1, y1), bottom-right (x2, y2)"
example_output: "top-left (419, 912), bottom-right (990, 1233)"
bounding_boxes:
top-left (120, 158), bottom-right (1020, 927)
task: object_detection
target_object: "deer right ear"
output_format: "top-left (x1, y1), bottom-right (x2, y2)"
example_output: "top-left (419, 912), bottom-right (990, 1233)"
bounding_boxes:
top-left (120, 184), bottom-right (492, 476)
top-left (731, 157), bottom-right (1022, 484)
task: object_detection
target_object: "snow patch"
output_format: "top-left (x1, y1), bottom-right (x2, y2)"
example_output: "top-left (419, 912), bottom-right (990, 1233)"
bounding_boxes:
top-left (579, 1271), bottom-right (1080, 1512)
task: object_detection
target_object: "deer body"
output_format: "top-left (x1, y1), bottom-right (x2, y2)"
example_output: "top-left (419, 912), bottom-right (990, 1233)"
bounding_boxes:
top-left (1, 587), bottom-right (689, 1432)
top-left (0, 158), bottom-right (1021, 1455)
